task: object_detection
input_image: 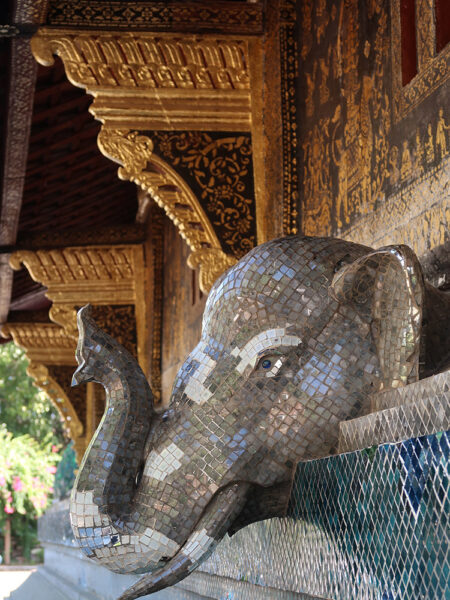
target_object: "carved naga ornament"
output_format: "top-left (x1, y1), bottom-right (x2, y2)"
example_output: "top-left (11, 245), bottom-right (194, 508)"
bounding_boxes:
top-left (70, 236), bottom-right (449, 599)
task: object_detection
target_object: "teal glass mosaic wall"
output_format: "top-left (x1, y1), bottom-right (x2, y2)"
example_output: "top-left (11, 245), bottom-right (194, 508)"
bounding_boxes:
top-left (198, 430), bottom-right (449, 600)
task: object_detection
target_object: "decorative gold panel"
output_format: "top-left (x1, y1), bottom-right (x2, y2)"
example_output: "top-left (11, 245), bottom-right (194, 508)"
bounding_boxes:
top-left (10, 246), bottom-right (138, 304)
top-left (97, 128), bottom-right (237, 292)
top-left (391, 0), bottom-right (450, 122)
top-left (30, 27), bottom-right (270, 282)
top-left (298, 0), bottom-right (449, 258)
top-left (31, 29), bottom-right (252, 131)
top-left (9, 244), bottom-right (149, 373)
top-left (1, 321), bottom-right (76, 366)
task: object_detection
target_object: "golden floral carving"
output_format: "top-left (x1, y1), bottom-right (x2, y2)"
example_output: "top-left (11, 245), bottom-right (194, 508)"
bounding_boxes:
top-left (151, 131), bottom-right (256, 258)
top-left (98, 127), bottom-right (237, 292)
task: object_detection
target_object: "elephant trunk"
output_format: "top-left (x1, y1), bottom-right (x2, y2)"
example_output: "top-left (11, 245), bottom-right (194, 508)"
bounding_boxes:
top-left (70, 306), bottom-right (156, 571)
top-left (117, 482), bottom-right (251, 600)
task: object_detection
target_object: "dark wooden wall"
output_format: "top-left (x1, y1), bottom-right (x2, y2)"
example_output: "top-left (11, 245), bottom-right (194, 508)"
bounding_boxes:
top-left (161, 217), bottom-right (206, 404)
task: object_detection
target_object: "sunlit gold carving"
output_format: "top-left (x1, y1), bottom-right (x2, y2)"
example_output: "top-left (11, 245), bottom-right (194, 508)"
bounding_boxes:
top-left (97, 127), bottom-right (237, 292)
top-left (9, 244), bottom-right (148, 373)
top-left (31, 29), bottom-right (252, 131)
top-left (32, 31), bottom-right (250, 91)
top-left (1, 322), bottom-right (76, 366)
top-left (10, 246), bottom-right (138, 304)
top-left (49, 305), bottom-right (78, 340)
top-left (26, 362), bottom-right (84, 462)
top-left (187, 248), bottom-right (236, 294)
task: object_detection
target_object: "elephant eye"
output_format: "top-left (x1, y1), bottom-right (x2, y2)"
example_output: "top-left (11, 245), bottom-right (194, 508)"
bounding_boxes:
top-left (255, 354), bottom-right (284, 376)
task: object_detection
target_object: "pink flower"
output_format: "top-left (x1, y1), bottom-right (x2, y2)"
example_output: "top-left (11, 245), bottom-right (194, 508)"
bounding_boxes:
top-left (6, 494), bottom-right (12, 503)
top-left (0, 475), bottom-right (6, 487)
top-left (46, 465), bottom-right (57, 474)
top-left (51, 445), bottom-right (59, 453)
top-left (12, 476), bottom-right (23, 492)
top-left (39, 497), bottom-right (47, 508)
top-left (4, 505), bottom-right (14, 514)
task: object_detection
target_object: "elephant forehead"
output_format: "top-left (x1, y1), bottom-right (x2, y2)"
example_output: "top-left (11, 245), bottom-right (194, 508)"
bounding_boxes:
top-left (205, 236), bottom-right (369, 332)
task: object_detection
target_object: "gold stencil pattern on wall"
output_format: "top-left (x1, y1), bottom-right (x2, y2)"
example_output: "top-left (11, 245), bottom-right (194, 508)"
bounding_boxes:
top-left (150, 131), bottom-right (256, 258)
top-left (299, 0), bottom-right (449, 255)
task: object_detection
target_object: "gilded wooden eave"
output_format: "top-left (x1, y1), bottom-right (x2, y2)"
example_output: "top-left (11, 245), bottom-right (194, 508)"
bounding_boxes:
top-left (30, 27), bottom-right (269, 288)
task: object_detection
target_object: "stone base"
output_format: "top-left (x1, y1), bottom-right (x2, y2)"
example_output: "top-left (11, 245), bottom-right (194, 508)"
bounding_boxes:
top-left (39, 542), bottom-right (318, 600)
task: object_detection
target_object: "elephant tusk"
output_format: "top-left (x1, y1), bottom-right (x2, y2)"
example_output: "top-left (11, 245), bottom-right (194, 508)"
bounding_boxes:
top-left (117, 481), bottom-right (251, 600)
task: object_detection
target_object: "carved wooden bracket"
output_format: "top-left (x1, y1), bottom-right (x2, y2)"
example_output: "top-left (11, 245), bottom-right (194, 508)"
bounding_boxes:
top-left (97, 128), bottom-right (237, 291)
top-left (1, 322), bottom-right (77, 365)
top-left (31, 29), bottom-right (252, 131)
top-left (9, 244), bottom-right (149, 374)
top-left (30, 28), bottom-right (266, 288)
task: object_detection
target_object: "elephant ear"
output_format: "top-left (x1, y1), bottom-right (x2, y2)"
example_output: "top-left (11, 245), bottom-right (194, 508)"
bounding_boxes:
top-left (330, 245), bottom-right (424, 390)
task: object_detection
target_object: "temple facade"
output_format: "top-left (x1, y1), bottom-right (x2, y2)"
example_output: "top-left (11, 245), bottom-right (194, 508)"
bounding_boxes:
top-left (0, 1), bottom-right (448, 598)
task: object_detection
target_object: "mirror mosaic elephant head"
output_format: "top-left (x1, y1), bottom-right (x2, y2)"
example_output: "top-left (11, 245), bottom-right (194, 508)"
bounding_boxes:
top-left (69, 235), bottom-right (448, 600)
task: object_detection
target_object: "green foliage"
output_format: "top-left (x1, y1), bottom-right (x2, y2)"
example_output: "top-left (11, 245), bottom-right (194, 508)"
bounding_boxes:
top-left (0, 343), bottom-right (66, 446)
top-left (0, 427), bottom-right (60, 523)
top-left (54, 442), bottom-right (77, 500)
top-left (0, 342), bottom-right (74, 562)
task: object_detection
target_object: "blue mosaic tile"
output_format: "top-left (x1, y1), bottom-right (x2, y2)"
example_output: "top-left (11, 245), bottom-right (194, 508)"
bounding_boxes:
top-left (198, 431), bottom-right (449, 600)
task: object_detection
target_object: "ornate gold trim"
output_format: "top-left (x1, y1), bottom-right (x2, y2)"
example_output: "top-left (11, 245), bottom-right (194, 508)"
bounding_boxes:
top-left (10, 246), bottom-right (138, 304)
top-left (97, 127), bottom-right (237, 292)
top-left (9, 244), bottom-right (149, 372)
top-left (26, 361), bottom-right (84, 461)
top-left (187, 249), bottom-right (236, 293)
top-left (1, 322), bottom-right (76, 365)
top-left (391, 0), bottom-right (450, 122)
top-left (31, 29), bottom-right (252, 131)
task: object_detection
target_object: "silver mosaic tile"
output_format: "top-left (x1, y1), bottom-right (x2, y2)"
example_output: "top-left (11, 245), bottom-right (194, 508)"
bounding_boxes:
top-left (68, 235), bottom-right (449, 599)
top-left (339, 371), bottom-right (450, 452)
